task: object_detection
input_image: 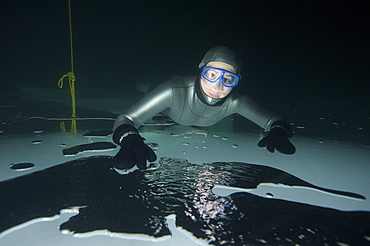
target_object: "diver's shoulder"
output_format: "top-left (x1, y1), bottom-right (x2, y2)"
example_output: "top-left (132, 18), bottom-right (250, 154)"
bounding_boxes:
top-left (167, 75), bottom-right (197, 87)
top-left (228, 88), bottom-right (250, 99)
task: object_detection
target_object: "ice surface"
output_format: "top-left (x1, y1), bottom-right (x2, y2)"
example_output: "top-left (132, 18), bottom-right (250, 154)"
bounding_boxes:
top-left (1, 141), bottom-right (370, 245)
top-left (0, 97), bottom-right (369, 245)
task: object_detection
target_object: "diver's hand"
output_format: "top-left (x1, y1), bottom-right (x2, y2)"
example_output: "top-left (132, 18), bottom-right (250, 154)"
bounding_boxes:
top-left (258, 121), bottom-right (296, 155)
top-left (112, 125), bottom-right (157, 170)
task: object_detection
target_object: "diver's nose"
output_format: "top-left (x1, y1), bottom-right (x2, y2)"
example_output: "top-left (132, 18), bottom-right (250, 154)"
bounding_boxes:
top-left (214, 79), bottom-right (224, 91)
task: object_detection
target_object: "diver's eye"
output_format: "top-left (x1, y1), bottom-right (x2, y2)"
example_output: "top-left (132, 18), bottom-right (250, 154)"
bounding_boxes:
top-left (205, 69), bottom-right (221, 81)
top-left (223, 74), bottom-right (235, 86)
top-left (224, 78), bottom-right (232, 86)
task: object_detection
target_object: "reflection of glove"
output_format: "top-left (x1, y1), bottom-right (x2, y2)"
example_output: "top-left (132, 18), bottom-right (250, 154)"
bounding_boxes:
top-left (258, 121), bottom-right (296, 155)
top-left (112, 124), bottom-right (157, 170)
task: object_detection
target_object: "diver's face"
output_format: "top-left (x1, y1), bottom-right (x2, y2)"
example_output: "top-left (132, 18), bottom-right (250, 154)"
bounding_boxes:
top-left (200, 62), bottom-right (237, 99)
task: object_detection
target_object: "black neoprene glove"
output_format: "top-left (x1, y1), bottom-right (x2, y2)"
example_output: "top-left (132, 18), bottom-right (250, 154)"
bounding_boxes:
top-left (112, 124), bottom-right (157, 170)
top-left (257, 121), bottom-right (296, 155)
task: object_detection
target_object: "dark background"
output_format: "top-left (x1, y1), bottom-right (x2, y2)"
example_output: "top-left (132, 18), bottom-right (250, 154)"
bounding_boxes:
top-left (1, 0), bottom-right (369, 142)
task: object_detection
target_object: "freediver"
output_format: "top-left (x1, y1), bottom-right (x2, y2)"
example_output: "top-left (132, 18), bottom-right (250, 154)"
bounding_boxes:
top-left (112, 46), bottom-right (296, 170)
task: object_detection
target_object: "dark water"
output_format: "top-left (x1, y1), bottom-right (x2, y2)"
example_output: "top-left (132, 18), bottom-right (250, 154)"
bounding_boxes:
top-left (1, 1), bottom-right (369, 99)
top-left (1, 156), bottom-right (369, 245)
top-left (1, 1), bottom-right (369, 145)
top-left (0, 2), bottom-right (369, 244)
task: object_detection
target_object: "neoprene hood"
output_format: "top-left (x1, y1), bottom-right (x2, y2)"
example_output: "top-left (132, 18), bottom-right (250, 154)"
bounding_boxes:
top-left (198, 46), bottom-right (241, 75)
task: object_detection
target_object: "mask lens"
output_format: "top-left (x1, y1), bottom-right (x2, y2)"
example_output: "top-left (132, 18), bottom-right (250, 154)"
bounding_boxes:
top-left (203, 67), bottom-right (222, 82)
top-left (223, 72), bottom-right (238, 87)
top-left (201, 66), bottom-right (239, 87)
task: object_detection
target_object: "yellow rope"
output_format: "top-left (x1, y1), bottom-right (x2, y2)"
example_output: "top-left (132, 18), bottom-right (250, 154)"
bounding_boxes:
top-left (68, 0), bottom-right (74, 75)
top-left (60, 121), bottom-right (66, 132)
top-left (58, 0), bottom-right (77, 133)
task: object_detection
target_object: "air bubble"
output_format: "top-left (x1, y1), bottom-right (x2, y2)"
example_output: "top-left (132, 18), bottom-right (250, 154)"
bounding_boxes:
top-left (255, 238), bottom-right (267, 244)
top-left (10, 163), bottom-right (35, 171)
top-left (265, 193), bottom-right (274, 198)
top-left (147, 143), bottom-right (159, 149)
top-left (306, 228), bottom-right (315, 234)
top-left (336, 242), bottom-right (349, 246)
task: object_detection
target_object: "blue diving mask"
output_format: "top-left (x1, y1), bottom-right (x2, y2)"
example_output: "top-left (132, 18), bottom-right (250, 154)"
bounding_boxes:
top-left (200, 66), bottom-right (240, 88)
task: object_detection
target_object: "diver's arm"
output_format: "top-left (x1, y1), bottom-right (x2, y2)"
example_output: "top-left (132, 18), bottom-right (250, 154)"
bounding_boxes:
top-left (236, 93), bottom-right (284, 131)
top-left (236, 93), bottom-right (295, 154)
top-left (112, 81), bottom-right (173, 170)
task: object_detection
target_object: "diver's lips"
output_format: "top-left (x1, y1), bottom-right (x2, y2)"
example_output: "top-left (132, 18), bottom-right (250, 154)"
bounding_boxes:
top-left (206, 91), bottom-right (222, 98)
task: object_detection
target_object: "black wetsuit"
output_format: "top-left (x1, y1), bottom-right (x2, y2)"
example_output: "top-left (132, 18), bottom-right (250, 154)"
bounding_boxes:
top-left (113, 76), bottom-right (283, 132)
